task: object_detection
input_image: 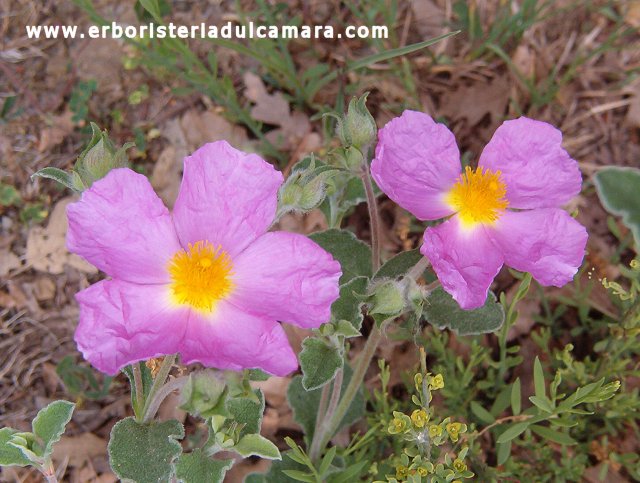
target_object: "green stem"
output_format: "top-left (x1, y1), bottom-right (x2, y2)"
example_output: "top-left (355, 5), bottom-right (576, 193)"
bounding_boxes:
top-left (315, 325), bottom-right (384, 453)
top-left (360, 152), bottom-right (381, 272)
top-left (142, 354), bottom-right (177, 422)
top-left (132, 363), bottom-right (144, 420)
top-left (309, 367), bottom-right (344, 461)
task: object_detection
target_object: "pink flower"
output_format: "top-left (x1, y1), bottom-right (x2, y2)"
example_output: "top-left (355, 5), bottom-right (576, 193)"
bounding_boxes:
top-left (67, 141), bottom-right (341, 376)
top-left (371, 111), bottom-right (587, 310)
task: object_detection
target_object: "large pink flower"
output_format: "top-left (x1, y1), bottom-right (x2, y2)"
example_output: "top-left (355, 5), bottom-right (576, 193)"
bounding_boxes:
top-left (371, 111), bottom-right (587, 309)
top-left (67, 141), bottom-right (341, 376)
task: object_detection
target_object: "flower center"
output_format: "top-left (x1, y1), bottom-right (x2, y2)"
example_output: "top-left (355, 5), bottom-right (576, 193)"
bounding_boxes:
top-left (168, 241), bottom-right (234, 312)
top-left (446, 166), bottom-right (509, 227)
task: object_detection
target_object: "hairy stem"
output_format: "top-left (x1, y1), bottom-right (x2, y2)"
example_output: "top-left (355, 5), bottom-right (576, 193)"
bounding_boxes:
top-left (309, 367), bottom-right (344, 461)
top-left (132, 363), bottom-right (144, 420)
top-left (142, 354), bottom-right (177, 422)
top-left (360, 153), bottom-right (381, 272)
top-left (143, 376), bottom-right (189, 423)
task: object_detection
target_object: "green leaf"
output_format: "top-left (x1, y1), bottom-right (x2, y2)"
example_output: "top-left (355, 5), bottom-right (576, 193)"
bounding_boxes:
top-left (529, 395), bottom-right (554, 413)
top-left (511, 378), bottom-right (522, 416)
top-left (496, 441), bottom-right (512, 465)
top-left (175, 449), bottom-right (232, 483)
top-left (287, 365), bottom-right (365, 443)
top-left (233, 434), bottom-right (281, 460)
top-left (300, 338), bottom-right (343, 391)
top-left (327, 460), bottom-right (369, 483)
top-left (470, 401), bottom-right (495, 424)
top-left (0, 428), bottom-right (31, 467)
top-left (533, 357), bottom-right (546, 400)
top-left (424, 287), bottom-right (505, 335)
top-left (31, 167), bottom-right (78, 192)
top-left (530, 425), bottom-right (577, 445)
top-left (180, 369), bottom-right (227, 418)
top-left (32, 400), bottom-right (75, 458)
top-left (594, 166), bottom-right (640, 245)
top-left (247, 451), bottom-right (308, 483)
top-left (108, 417), bottom-right (184, 483)
top-left (282, 470), bottom-right (317, 482)
top-left (331, 276), bottom-right (368, 333)
top-left (496, 421), bottom-right (531, 444)
top-left (226, 390), bottom-right (265, 439)
top-left (374, 249), bottom-right (424, 280)
top-left (318, 445), bottom-right (337, 476)
top-left (309, 229), bottom-right (372, 284)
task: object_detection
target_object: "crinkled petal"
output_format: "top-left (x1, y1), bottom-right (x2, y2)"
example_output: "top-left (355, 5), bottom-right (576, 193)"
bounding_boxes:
top-left (479, 117), bottom-right (582, 209)
top-left (180, 301), bottom-right (298, 377)
top-left (75, 280), bottom-right (187, 375)
top-left (421, 217), bottom-right (503, 310)
top-left (489, 209), bottom-right (587, 286)
top-left (230, 232), bottom-right (341, 328)
top-left (371, 110), bottom-right (460, 220)
top-left (172, 141), bottom-right (283, 258)
top-left (67, 168), bottom-right (181, 284)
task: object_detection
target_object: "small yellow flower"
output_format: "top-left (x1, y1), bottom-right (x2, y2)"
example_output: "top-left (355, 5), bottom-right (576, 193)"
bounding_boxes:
top-left (410, 409), bottom-right (429, 428)
top-left (417, 466), bottom-right (430, 476)
top-left (388, 416), bottom-right (407, 434)
top-left (429, 373), bottom-right (444, 390)
top-left (446, 422), bottom-right (462, 442)
top-left (453, 458), bottom-right (467, 473)
top-left (396, 465), bottom-right (409, 480)
top-left (428, 424), bottom-right (443, 438)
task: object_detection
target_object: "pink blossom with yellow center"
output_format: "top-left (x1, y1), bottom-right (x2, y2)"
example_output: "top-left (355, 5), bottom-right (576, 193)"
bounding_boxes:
top-left (372, 111), bottom-right (587, 309)
top-left (67, 141), bottom-right (341, 376)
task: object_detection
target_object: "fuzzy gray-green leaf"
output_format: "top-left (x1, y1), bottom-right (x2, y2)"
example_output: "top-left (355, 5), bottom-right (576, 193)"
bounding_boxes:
top-left (424, 287), bottom-right (505, 335)
top-left (300, 338), bottom-right (343, 391)
top-left (108, 417), bottom-right (184, 483)
top-left (309, 229), bottom-right (372, 284)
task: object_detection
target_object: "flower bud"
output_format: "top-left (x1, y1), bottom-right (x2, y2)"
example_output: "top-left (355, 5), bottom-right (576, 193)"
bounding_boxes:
top-left (336, 93), bottom-right (377, 150)
top-left (180, 370), bottom-right (227, 418)
top-left (74, 123), bottom-right (133, 189)
top-left (277, 157), bottom-right (337, 215)
top-left (367, 280), bottom-right (405, 318)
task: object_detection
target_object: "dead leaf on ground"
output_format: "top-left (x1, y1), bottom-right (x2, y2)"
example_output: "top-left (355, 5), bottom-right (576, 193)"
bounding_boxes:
top-left (243, 72), bottom-right (315, 150)
top-left (52, 433), bottom-right (107, 468)
top-left (37, 110), bottom-right (74, 152)
top-left (440, 76), bottom-right (510, 126)
top-left (25, 197), bottom-right (97, 275)
top-left (0, 249), bottom-right (21, 277)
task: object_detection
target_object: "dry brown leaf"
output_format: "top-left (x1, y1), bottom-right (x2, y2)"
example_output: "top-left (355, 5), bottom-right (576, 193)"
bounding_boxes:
top-left (410, 0), bottom-right (445, 39)
top-left (0, 250), bottom-right (21, 277)
top-left (52, 433), bottom-right (107, 468)
top-left (25, 197), bottom-right (97, 275)
top-left (252, 376), bottom-right (290, 408)
top-left (440, 76), bottom-right (510, 126)
top-left (38, 110), bottom-right (74, 152)
top-left (243, 72), bottom-right (313, 150)
top-left (625, 0), bottom-right (640, 27)
top-left (33, 276), bottom-right (56, 302)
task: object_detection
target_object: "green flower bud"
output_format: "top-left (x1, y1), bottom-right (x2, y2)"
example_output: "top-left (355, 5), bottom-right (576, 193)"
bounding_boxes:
top-left (180, 369), bottom-right (227, 418)
top-left (74, 123), bottom-right (133, 189)
top-left (367, 280), bottom-right (405, 317)
top-left (336, 93), bottom-right (377, 150)
top-left (277, 157), bottom-right (337, 216)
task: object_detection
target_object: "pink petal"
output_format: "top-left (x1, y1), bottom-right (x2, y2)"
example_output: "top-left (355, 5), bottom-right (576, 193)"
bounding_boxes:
top-left (172, 141), bottom-right (283, 258)
top-left (67, 168), bottom-right (181, 284)
top-left (421, 217), bottom-right (503, 309)
top-left (489, 209), bottom-right (587, 286)
top-left (371, 110), bottom-right (460, 220)
top-left (479, 117), bottom-right (582, 209)
top-left (181, 301), bottom-right (298, 377)
top-left (230, 232), bottom-right (341, 328)
top-left (75, 280), bottom-right (187, 375)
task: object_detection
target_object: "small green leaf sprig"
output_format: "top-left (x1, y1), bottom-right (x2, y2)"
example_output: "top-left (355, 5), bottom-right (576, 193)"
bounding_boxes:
top-left (382, 349), bottom-right (473, 483)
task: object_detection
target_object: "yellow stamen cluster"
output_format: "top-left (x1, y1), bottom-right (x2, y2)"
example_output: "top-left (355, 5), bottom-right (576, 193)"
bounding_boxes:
top-left (446, 166), bottom-right (509, 228)
top-left (168, 241), bottom-right (234, 312)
